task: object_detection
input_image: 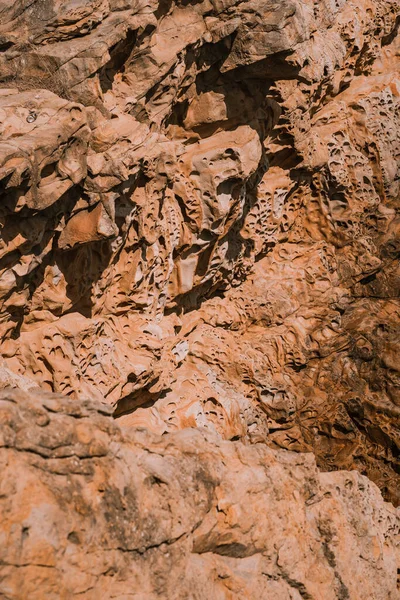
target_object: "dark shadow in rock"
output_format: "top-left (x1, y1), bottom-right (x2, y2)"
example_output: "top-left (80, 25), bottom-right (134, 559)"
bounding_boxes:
top-left (113, 387), bottom-right (169, 419)
top-left (55, 238), bottom-right (113, 319)
top-left (99, 29), bottom-right (138, 94)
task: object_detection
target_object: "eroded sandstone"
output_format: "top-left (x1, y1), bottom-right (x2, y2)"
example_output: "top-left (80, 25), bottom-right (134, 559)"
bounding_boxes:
top-left (0, 0), bottom-right (399, 505)
top-left (0, 0), bottom-right (400, 595)
top-left (0, 389), bottom-right (399, 599)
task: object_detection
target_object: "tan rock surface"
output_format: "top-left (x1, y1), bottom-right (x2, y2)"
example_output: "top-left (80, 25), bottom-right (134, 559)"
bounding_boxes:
top-left (1, 0), bottom-right (399, 504)
top-left (0, 388), bottom-right (399, 599)
top-left (0, 0), bottom-right (400, 595)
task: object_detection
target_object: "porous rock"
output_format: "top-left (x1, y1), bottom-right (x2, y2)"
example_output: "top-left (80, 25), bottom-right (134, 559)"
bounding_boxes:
top-left (0, 0), bottom-right (400, 596)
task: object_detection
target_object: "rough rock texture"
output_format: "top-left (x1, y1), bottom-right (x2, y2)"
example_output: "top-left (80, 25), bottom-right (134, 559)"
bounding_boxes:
top-left (0, 0), bottom-right (399, 505)
top-left (0, 0), bottom-right (400, 595)
top-left (1, 389), bottom-right (399, 599)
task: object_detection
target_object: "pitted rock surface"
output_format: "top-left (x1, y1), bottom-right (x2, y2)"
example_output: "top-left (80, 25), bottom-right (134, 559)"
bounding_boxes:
top-left (0, 1), bottom-right (400, 593)
top-left (0, 0), bottom-right (399, 504)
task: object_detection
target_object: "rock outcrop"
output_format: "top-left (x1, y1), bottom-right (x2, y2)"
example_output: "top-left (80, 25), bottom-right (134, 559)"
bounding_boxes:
top-left (1, 389), bottom-right (399, 599)
top-left (0, 0), bottom-right (400, 596)
top-left (0, 0), bottom-right (399, 505)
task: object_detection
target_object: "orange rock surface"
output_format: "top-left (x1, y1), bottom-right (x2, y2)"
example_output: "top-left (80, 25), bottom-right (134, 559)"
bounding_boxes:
top-left (0, 0), bottom-right (399, 596)
top-left (1, 388), bottom-right (399, 599)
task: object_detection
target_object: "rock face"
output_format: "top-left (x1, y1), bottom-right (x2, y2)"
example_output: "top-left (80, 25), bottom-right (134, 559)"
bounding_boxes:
top-left (0, 0), bottom-right (399, 504)
top-left (0, 0), bottom-right (400, 596)
top-left (1, 389), bottom-right (399, 599)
